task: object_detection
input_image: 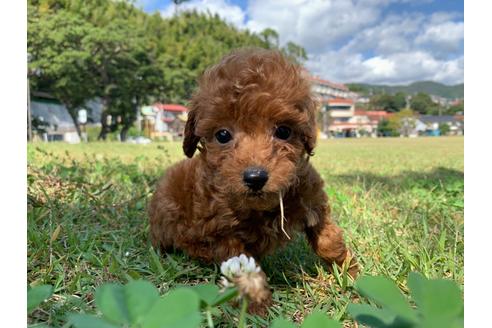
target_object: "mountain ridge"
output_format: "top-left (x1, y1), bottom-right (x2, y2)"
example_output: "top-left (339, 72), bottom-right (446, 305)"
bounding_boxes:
top-left (346, 81), bottom-right (464, 99)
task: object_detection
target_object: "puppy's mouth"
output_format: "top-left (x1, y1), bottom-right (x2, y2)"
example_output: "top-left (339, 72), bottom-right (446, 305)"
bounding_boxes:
top-left (245, 189), bottom-right (279, 199)
top-left (246, 190), bottom-right (265, 197)
top-left (244, 189), bottom-right (281, 203)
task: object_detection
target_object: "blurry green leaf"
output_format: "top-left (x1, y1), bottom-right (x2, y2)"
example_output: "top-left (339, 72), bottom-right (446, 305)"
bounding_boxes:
top-left (28, 324), bottom-right (51, 328)
top-left (301, 311), bottom-right (341, 328)
top-left (408, 272), bottom-right (463, 324)
top-left (95, 283), bottom-right (130, 325)
top-left (211, 287), bottom-right (239, 306)
top-left (68, 313), bottom-right (119, 328)
top-left (190, 283), bottom-right (220, 306)
top-left (350, 273), bottom-right (464, 328)
top-left (355, 276), bottom-right (417, 324)
top-left (27, 285), bottom-right (53, 314)
top-left (348, 304), bottom-right (409, 328)
top-left (270, 317), bottom-right (297, 328)
top-left (124, 280), bottom-right (160, 324)
top-left (142, 288), bottom-right (202, 328)
top-left (420, 317), bottom-right (464, 328)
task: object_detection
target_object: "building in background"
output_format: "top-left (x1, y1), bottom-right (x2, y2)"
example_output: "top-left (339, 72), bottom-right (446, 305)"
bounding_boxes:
top-left (307, 73), bottom-right (366, 137)
top-left (321, 98), bottom-right (355, 137)
top-left (140, 103), bottom-right (188, 140)
top-left (308, 75), bottom-right (355, 100)
top-left (30, 93), bottom-right (104, 143)
top-left (30, 92), bottom-right (80, 143)
top-left (352, 110), bottom-right (391, 137)
top-left (419, 115), bottom-right (464, 136)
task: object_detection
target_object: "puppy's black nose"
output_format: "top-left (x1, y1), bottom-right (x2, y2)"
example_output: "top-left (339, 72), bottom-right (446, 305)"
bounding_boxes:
top-left (243, 167), bottom-right (269, 191)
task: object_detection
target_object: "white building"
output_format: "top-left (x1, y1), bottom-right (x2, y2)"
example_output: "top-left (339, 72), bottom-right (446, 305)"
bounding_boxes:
top-left (308, 75), bottom-right (353, 100)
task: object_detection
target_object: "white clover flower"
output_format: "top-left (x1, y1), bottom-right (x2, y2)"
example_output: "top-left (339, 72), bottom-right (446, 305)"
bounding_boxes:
top-left (219, 254), bottom-right (270, 304)
top-left (220, 254), bottom-right (261, 280)
top-left (219, 276), bottom-right (232, 288)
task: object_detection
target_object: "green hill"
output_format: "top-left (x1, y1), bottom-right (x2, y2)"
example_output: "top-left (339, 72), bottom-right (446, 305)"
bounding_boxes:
top-left (347, 81), bottom-right (463, 99)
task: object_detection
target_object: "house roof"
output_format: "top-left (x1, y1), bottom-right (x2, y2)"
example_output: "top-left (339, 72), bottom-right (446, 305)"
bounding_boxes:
top-left (154, 103), bottom-right (188, 112)
top-left (32, 91), bottom-right (57, 100)
top-left (419, 115), bottom-right (459, 124)
top-left (308, 76), bottom-right (349, 91)
top-left (330, 122), bottom-right (361, 127)
top-left (31, 93), bottom-right (103, 123)
top-left (365, 111), bottom-right (390, 121)
top-left (365, 110), bottom-right (389, 116)
top-left (31, 98), bottom-right (76, 132)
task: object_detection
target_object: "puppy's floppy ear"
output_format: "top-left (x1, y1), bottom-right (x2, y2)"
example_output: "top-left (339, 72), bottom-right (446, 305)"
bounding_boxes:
top-left (301, 95), bottom-right (318, 156)
top-left (183, 106), bottom-right (201, 158)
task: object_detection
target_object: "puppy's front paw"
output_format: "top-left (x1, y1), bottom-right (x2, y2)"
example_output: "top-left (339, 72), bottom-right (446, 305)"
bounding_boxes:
top-left (234, 270), bottom-right (272, 317)
top-left (342, 249), bottom-right (360, 279)
top-left (247, 292), bottom-right (272, 317)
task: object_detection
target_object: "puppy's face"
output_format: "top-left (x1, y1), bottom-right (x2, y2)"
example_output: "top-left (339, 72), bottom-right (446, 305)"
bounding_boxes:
top-left (183, 49), bottom-right (317, 210)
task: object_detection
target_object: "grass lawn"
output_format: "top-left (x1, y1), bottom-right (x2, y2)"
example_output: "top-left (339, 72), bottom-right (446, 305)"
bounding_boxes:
top-left (27, 136), bottom-right (464, 327)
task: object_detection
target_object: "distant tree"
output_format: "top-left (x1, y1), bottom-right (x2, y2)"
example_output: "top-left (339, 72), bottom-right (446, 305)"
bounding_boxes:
top-left (152, 10), bottom-right (270, 101)
top-left (428, 104), bottom-right (446, 116)
top-left (82, 19), bottom-right (165, 140)
top-left (28, 1), bottom-right (310, 142)
top-left (370, 93), bottom-right (406, 112)
top-left (347, 84), bottom-right (370, 96)
top-left (28, 9), bottom-right (98, 137)
top-left (377, 108), bottom-right (417, 137)
top-left (282, 41), bottom-right (308, 64)
top-left (393, 92), bottom-right (407, 109)
top-left (439, 123), bottom-right (451, 135)
top-left (377, 119), bottom-right (399, 137)
top-left (447, 101), bottom-right (464, 114)
top-left (394, 108), bottom-right (417, 137)
top-left (260, 28), bottom-right (279, 49)
top-left (410, 92), bottom-right (436, 114)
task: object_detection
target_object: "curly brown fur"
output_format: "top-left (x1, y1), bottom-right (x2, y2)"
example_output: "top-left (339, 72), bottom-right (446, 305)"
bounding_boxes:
top-left (148, 48), bottom-right (359, 283)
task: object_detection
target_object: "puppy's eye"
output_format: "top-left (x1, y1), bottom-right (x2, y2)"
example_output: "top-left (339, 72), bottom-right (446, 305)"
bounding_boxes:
top-left (215, 129), bottom-right (232, 144)
top-left (274, 126), bottom-right (292, 140)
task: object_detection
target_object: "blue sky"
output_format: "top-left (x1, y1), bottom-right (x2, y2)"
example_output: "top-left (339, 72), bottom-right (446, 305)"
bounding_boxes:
top-left (135, 0), bottom-right (464, 85)
top-left (139, 0), bottom-right (464, 16)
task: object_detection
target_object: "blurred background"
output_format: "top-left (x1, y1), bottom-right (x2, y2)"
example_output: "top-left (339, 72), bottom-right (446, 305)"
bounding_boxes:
top-left (27, 0), bottom-right (464, 144)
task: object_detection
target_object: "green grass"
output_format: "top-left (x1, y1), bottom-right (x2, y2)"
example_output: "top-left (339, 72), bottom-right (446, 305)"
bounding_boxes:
top-left (27, 137), bottom-right (464, 327)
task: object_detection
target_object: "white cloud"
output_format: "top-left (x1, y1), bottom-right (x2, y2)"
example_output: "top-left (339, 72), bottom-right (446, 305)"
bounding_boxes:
top-left (340, 13), bottom-right (425, 55)
top-left (246, 0), bottom-right (382, 54)
top-left (363, 56), bottom-right (397, 78)
top-left (306, 50), bottom-right (464, 85)
top-left (416, 21), bottom-right (464, 53)
top-left (154, 0), bottom-right (464, 85)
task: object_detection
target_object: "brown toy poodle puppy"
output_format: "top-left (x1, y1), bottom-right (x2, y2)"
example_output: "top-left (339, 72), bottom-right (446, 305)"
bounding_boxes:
top-left (148, 48), bottom-right (359, 283)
